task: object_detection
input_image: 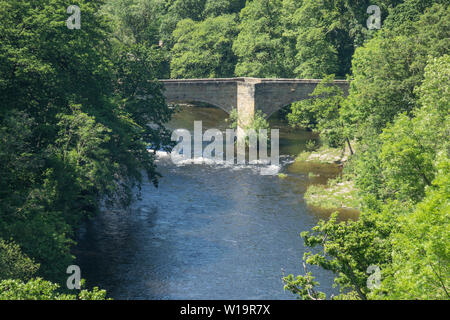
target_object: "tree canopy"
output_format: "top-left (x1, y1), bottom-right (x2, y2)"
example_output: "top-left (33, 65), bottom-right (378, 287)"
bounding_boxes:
top-left (0, 0), bottom-right (172, 296)
top-left (284, 3), bottom-right (449, 299)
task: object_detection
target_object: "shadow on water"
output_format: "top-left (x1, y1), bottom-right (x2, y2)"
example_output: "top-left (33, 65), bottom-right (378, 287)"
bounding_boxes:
top-left (75, 105), bottom-right (355, 299)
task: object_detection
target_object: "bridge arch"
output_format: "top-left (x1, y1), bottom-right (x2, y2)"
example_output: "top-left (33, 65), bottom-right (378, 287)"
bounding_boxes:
top-left (261, 98), bottom-right (314, 119)
top-left (165, 98), bottom-right (232, 115)
top-left (161, 78), bottom-right (241, 115)
top-left (160, 78), bottom-right (349, 127)
top-left (254, 79), bottom-right (349, 118)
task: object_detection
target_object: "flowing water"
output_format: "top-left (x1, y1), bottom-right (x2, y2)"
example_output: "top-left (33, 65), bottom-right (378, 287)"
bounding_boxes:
top-left (75, 105), bottom-right (357, 299)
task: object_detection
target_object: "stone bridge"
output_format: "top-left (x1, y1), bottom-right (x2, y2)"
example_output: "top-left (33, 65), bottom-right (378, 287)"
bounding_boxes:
top-left (160, 77), bottom-right (349, 127)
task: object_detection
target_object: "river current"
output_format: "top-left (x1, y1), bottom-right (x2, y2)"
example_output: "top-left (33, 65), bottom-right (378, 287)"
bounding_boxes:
top-left (75, 105), bottom-right (348, 299)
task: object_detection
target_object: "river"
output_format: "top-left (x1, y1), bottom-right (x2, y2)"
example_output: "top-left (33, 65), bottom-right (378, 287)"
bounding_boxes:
top-left (75, 105), bottom-right (352, 299)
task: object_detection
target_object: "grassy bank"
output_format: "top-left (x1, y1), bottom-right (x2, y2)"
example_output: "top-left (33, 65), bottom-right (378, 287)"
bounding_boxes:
top-left (295, 144), bottom-right (361, 212)
top-left (304, 178), bottom-right (360, 210)
top-left (295, 144), bottom-right (351, 164)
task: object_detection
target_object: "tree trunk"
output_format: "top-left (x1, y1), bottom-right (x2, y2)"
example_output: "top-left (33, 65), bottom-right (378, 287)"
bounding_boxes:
top-left (346, 137), bottom-right (354, 155)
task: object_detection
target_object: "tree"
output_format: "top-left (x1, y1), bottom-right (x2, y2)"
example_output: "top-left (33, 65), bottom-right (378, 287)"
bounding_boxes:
top-left (0, 0), bottom-right (172, 284)
top-left (284, 6), bottom-right (449, 300)
top-left (158, 0), bottom-right (208, 48)
top-left (288, 75), bottom-right (353, 151)
top-left (0, 240), bottom-right (39, 281)
top-left (102, 0), bottom-right (164, 45)
top-left (233, 0), bottom-right (288, 77)
top-left (351, 54), bottom-right (449, 205)
top-left (203, 0), bottom-right (246, 17)
top-left (0, 278), bottom-right (108, 300)
top-left (343, 3), bottom-right (449, 137)
top-left (383, 0), bottom-right (448, 31)
top-left (283, 210), bottom-right (395, 300)
top-left (370, 55), bottom-right (449, 299)
top-left (286, 0), bottom-right (340, 78)
top-left (281, 0), bottom-right (402, 79)
top-left (170, 14), bottom-right (238, 78)
top-left (376, 156), bottom-right (449, 299)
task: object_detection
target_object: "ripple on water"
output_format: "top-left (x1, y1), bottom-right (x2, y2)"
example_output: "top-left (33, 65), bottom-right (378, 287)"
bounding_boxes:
top-left (75, 105), bottom-right (343, 299)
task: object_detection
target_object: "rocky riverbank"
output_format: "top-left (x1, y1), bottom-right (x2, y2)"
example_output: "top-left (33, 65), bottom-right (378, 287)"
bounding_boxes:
top-left (296, 144), bottom-right (361, 212)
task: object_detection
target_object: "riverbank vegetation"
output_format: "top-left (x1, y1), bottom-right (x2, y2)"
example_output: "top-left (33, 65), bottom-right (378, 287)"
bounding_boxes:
top-left (294, 141), bottom-right (357, 212)
top-left (0, 0), bottom-right (448, 300)
top-left (305, 178), bottom-right (360, 210)
top-left (283, 2), bottom-right (449, 299)
top-left (295, 144), bottom-right (352, 164)
top-left (0, 0), bottom-right (172, 298)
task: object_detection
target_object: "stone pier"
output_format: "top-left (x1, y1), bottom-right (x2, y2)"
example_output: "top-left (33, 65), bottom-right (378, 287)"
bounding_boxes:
top-left (160, 77), bottom-right (349, 138)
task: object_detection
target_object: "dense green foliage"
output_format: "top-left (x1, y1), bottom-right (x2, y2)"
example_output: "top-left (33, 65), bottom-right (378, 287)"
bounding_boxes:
top-left (171, 14), bottom-right (238, 78)
top-left (0, 240), bottom-right (39, 281)
top-left (0, 0), bottom-right (172, 298)
top-left (381, 157), bottom-right (449, 299)
top-left (233, 0), bottom-right (287, 77)
top-left (103, 0), bottom-right (408, 80)
top-left (284, 2), bottom-right (449, 300)
top-left (0, 278), bottom-right (108, 300)
top-left (100, 0), bottom-right (446, 82)
top-left (344, 2), bottom-right (449, 137)
top-left (84, 0), bottom-right (450, 301)
top-left (288, 75), bottom-right (353, 151)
